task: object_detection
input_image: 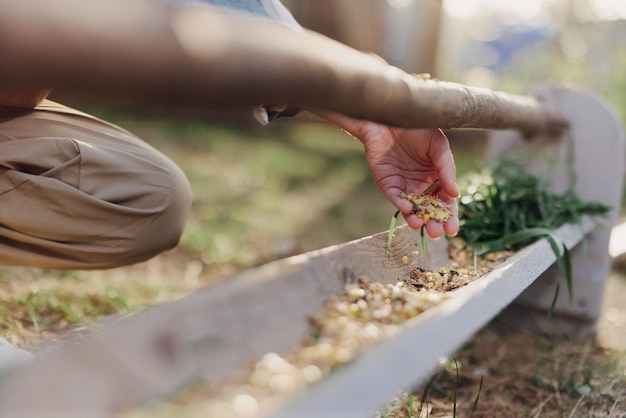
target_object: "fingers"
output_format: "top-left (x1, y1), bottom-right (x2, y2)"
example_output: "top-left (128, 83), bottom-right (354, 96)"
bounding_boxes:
top-left (425, 219), bottom-right (445, 238)
top-left (402, 214), bottom-right (452, 237)
top-left (399, 186), bottom-right (459, 236)
top-left (444, 216), bottom-right (460, 237)
top-left (393, 193), bottom-right (415, 215)
top-left (403, 215), bottom-right (459, 238)
top-left (440, 189), bottom-right (460, 237)
top-left (403, 213), bottom-right (425, 230)
top-left (430, 129), bottom-right (460, 198)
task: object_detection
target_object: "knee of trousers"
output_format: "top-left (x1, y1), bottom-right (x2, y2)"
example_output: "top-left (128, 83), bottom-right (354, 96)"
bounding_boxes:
top-left (0, 137), bottom-right (193, 270)
top-left (114, 160), bottom-right (193, 268)
top-left (0, 101), bottom-right (195, 269)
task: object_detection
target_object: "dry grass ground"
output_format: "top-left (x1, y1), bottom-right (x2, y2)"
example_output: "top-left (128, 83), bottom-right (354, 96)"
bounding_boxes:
top-left (383, 274), bottom-right (626, 417)
top-left (0, 105), bottom-right (624, 416)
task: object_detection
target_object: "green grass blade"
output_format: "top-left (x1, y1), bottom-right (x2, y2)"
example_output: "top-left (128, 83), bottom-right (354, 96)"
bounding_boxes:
top-left (472, 248), bottom-right (478, 271)
top-left (545, 237), bottom-right (574, 307)
top-left (547, 281), bottom-right (560, 320)
top-left (474, 229), bottom-right (572, 313)
top-left (470, 376), bottom-right (484, 418)
top-left (543, 234), bottom-right (564, 273)
top-left (420, 375), bottom-right (435, 405)
top-left (422, 178), bottom-right (440, 194)
top-left (387, 210), bottom-right (401, 256)
top-left (452, 356), bottom-right (459, 418)
top-left (379, 397), bottom-right (400, 418)
top-left (419, 375), bottom-right (437, 418)
top-left (26, 305), bottom-right (40, 335)
top-left (474, 227), bottom-right (563, 256)
top-left (407, 394), bottom-right (414, 418)
top-left (563, 244), bottom-right (573, 304)
top-left (420, 226), bottom-right (426, 259)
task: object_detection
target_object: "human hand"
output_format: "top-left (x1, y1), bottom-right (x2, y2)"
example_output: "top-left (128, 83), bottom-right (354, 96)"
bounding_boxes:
top-left (317, 111), bottom-right (460, 238)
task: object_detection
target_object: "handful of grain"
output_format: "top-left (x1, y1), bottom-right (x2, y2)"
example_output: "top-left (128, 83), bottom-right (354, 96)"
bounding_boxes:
top-left (399, 191), bottom-right (452, 224)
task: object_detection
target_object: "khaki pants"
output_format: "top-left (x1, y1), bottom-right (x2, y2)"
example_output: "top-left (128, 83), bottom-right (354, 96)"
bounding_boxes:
top-left (0, 100), bottom-right (192, 269)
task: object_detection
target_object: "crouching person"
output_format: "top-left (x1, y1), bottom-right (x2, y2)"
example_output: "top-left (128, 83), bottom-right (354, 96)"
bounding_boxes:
top-left (0, 90), bottom-right (192, 270)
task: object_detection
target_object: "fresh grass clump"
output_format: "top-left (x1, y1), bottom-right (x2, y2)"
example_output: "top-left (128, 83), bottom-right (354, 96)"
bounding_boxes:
top-left (458, 161), bottom-right (610, 314)
top-left (458, 161), bottom-right (610, 254)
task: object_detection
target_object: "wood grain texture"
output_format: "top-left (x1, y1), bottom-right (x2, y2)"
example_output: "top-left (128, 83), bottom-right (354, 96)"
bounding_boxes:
top-left (0, 225), bottom-right (447, 416)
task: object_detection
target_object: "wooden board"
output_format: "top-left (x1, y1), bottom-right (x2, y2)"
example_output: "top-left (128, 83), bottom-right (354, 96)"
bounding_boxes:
top-left (0, 225), bottom-right (447, 417)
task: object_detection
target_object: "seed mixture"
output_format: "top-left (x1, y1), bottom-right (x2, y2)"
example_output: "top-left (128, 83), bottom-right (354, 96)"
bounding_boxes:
top-left (399, 191), bottom-right (452, 224)
top-left (125, 241), bottom-right (511, 418)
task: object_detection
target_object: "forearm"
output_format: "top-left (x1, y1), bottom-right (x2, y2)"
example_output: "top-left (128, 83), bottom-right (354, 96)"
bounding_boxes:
top-left (0, 0), bottom-right (565, 134)
top-left (0, 0), bottom-right (411, 123)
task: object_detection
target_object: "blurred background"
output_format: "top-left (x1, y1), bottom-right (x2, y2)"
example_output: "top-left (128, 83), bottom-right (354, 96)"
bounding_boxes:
top-left (285, 0), bottom-right (626, 107)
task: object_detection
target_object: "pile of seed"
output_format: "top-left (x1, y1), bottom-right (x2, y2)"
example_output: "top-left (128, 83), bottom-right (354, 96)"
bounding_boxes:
top-left (126, 241), bottom-right (512, 418)
top-left (398, 191), bottom-right (452, 224)
top-left (404, 238), bottom-right (513, 293)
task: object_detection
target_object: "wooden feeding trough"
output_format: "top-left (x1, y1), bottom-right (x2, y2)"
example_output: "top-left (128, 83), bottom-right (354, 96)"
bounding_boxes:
top-left (0, 1), bottom-right (624, 416)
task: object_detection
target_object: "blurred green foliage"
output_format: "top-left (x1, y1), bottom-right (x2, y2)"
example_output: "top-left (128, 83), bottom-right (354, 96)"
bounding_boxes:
top-left (492, 21), bottom-right (626, 126)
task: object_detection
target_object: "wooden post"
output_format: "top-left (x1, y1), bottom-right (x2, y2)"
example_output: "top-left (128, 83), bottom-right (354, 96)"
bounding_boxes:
top-left (488, 86), bottom-right (625, 321)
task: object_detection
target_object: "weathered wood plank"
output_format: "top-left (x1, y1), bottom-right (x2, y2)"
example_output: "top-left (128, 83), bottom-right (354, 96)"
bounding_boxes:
top-left (0, 225), bottom-right (446, 417)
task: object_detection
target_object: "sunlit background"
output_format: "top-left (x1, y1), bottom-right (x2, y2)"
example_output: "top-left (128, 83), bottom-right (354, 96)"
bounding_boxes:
top-left (283, 0), bottom-right (626, 119)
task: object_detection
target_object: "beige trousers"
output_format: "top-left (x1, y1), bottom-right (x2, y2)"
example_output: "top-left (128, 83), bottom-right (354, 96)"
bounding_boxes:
top-left (0, 100), bottom-right (192, 269)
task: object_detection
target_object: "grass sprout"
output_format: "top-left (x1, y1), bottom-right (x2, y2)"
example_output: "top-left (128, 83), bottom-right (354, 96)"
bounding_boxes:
top-left (420, 226), bottom-right (426, 259)
top-left (452, 357), bottom-right (459, 418)
top-left (459, 161), bottom-right (610, 247)
top-left (470, 375), bottom-right (484, 418)
top-left (387, 210), bottom-right (401, 256)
